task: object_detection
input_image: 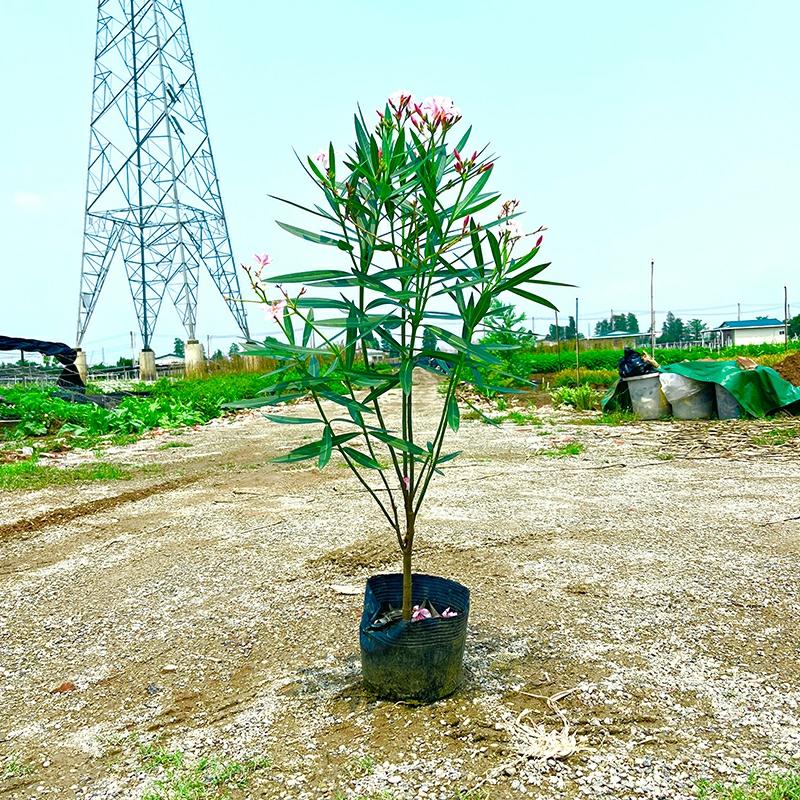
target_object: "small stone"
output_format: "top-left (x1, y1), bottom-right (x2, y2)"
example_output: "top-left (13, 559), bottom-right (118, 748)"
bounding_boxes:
top-left (161, 664), bottom-right (178, 673)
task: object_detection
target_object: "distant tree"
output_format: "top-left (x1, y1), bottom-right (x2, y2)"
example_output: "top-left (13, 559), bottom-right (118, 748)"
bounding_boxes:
top-left (594, 312), bottom-right (639, 336)
top-left (789, 314), bottom-right (800, 340)
top-left (228, 342), bottom-right (240, 357)
top-left (363, 330), bottom-right (379, 350)
top-left (482, 300), bottom-right (532, 346)
top-left (658, 311), bottom-right (686, 344)
top-left (421, 328), bottom-right (438, 352)
top-left (685, 319), bottom-right (707, 340)
top-left (116, 356), bottom-right (133, 367)
top-left (594, 319), bottom-right (612, 337)
top-left (211, 348), bottom-right (225, 361)
top-left (546, 316), bottom-right (583, 341)
top-left (173, 337), bottom-right (185, 357)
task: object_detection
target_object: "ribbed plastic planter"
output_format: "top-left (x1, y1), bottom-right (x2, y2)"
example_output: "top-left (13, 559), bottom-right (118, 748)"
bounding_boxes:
top-left (359, 573), bottom-right (470, 704)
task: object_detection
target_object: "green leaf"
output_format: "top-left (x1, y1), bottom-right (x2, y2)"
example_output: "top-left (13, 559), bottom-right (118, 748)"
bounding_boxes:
top-left (263, 269), bottom-right (352, 284)
top-left (399, 359), bottom-right (414, 394)
top-left (342, 446), bottom-right (382, 470)
top-left (276, 221), bottom-right (342, 247)
top-left (507, 287), bottom-right (560, 311)
top-left (370, 430), bottom-right (427, 456)
top-left (436, 450), bottom-right (462, 465)
top-left (319, 390), bottom-right (374, 416)
top-left (222, 392), bottom-right (305, 409)
top-left (319, 426), bottom-right (333, 468)
top-left (263, 414), bottom-right (322, 425)
top-left (446, 395), bottom-right (460, 432)
top-left (283, 304), bottom-right (295, 345)
top-left (302, 309), bottom-right (314, 347)
top-left (273, 431), bottom-right (359, 464)
top-left (425, 326), bottom-right (502, 365)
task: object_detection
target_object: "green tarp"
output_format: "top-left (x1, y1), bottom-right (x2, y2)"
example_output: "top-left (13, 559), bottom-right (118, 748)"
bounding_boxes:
top-left (602, 360), bottom-right (800, 418)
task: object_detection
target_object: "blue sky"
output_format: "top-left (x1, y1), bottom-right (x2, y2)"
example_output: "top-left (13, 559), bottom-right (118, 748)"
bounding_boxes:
top-left (1, 1), bottom-right (798, 363)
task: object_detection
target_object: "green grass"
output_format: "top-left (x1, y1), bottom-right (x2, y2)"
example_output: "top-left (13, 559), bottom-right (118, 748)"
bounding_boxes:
top-left (750, 427), bottom-right (799, 447)
top-left (573, 410), bottom-right (639, 426)
top-left (138, 742), bottom-right (271, 800)
top-left (541, 441), bottom-right (585, 458)
top-left (346, 754), bottom-right (376, 777)
top-left (697, 770), bottom-right (800, 799)
top-left (0, 459), bottom-right (131, 491)
top-left (0, 755), bottom-right (35, 780)
top-left (0, 372), bottom-right (280, 454)
top-left (157, 441), bottom-right (193, 450)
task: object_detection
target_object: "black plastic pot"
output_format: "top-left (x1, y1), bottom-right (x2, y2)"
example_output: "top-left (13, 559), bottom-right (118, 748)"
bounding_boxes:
top-left (359, 573), bottom-right (470, 704)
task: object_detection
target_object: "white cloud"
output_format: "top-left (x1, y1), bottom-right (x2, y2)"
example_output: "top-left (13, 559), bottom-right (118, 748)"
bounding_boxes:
top-left (12, 191), bottom-right (45, 210)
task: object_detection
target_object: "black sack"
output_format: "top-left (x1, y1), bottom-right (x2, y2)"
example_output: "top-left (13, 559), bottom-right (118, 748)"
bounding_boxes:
top-left (618, 347), bottom-right (655, 379)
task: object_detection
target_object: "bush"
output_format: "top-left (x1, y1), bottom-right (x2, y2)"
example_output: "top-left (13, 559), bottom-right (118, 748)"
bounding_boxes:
top-left (550, 385), bottom-right (602, 410)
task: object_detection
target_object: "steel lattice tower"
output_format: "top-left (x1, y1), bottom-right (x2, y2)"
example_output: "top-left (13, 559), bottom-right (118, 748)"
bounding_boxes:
top-left (76, 0), bottom-right (249, 350)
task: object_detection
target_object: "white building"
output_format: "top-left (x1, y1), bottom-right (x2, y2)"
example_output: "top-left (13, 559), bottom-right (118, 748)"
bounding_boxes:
top-left (710, 318), bottom-right (786, 346)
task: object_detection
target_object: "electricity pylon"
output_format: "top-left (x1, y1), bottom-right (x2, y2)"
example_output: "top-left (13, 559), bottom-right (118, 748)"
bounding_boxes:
top-left (76, 0), bottom-right (249, 353)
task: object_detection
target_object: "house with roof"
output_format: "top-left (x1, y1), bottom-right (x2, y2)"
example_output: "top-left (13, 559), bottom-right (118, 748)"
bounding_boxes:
top-left (709, 318), bottom-right (786, 347)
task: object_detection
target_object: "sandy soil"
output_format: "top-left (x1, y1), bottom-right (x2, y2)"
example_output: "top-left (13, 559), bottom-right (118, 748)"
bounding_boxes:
top-left (1, 381), bottom-right (799, 800)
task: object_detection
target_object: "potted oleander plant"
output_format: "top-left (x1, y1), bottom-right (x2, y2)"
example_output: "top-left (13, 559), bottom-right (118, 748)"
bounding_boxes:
top-left (239, 92), bottom-right (564, 702)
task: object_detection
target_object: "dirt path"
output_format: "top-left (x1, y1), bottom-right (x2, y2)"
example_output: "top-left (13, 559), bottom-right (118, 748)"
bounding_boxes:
top-left (1, 384), bottom-right (799, 799)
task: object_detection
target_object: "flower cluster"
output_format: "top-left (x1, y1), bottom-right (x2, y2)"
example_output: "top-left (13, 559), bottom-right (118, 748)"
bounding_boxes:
top-left (383, 91), bottom-right (462, 132)
top-left (242, 253), bottom-right (308, 323)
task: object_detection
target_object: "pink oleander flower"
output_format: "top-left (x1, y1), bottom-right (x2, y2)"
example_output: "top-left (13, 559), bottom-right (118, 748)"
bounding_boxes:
top-left (417, 96), bottom-right (461, 128)
top-left (252, 252), bottom-right (271, 278)
top-left (535, 234), bottom-right (543, 247)
top-left (441, 607), bottom-right (458, 618)
top-left (461, 215), bottom-right (471, 234)
top-left (268, 298), bottom-right (287, 322)
top-left (312, 149), bottom-right (330, 171)
top-left (411, 605), bottom-right (432, 622)
top-left (402, 475), bottom-right (410, 491)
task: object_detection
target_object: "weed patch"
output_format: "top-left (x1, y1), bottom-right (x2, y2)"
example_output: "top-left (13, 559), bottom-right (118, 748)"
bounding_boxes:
top-left (138, 741), bottom-right (271, 799)
top-left (750, 427), bottom-right (799, 447)
top-left (0, 459), bottom-right (132, 491)
top-left (696, 769), bottom-right (800, 799)
top-left (541, 441), bottom-right (584, 458)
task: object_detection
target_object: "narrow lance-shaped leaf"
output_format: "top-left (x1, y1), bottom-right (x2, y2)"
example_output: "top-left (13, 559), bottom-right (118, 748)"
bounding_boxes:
top-left (273, 432), bottom-right (359, 464)
top-left (342, 446), bottom-right (382, 470)
top-left (446, 395), bottom-right (460, 432)
top-left (319, 426), bottom-right (333, 468)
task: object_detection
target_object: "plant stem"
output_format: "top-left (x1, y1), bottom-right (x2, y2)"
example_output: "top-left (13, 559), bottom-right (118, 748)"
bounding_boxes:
top-left (402, 512), bottom-right (415, 620)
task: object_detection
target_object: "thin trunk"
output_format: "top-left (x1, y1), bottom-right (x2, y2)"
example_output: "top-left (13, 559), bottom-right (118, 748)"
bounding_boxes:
top-left (402, 514), bottom-right (415, 620)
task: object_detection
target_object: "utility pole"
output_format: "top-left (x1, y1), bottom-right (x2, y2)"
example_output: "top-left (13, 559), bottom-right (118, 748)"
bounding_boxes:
top-left (554, 311), bottom-right (562, 369)
top-left (650, 259), bottom-right (656, 354)
top-left (785, 285), bottom-right (789, 349)
top-left (737, 302), bottom-right (741, 321)
top-left (575, 297), bottom-right (581, 384)
top-left (130, 331), bottom-right (135, 364)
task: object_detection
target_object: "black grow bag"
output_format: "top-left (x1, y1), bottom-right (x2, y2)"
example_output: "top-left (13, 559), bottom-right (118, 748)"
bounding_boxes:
top-left (359, 573), bottom-right (470, 703)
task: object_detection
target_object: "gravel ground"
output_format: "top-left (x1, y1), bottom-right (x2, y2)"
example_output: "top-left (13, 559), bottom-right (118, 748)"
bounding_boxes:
top-left (1, 381), bottom-right (799, 799)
